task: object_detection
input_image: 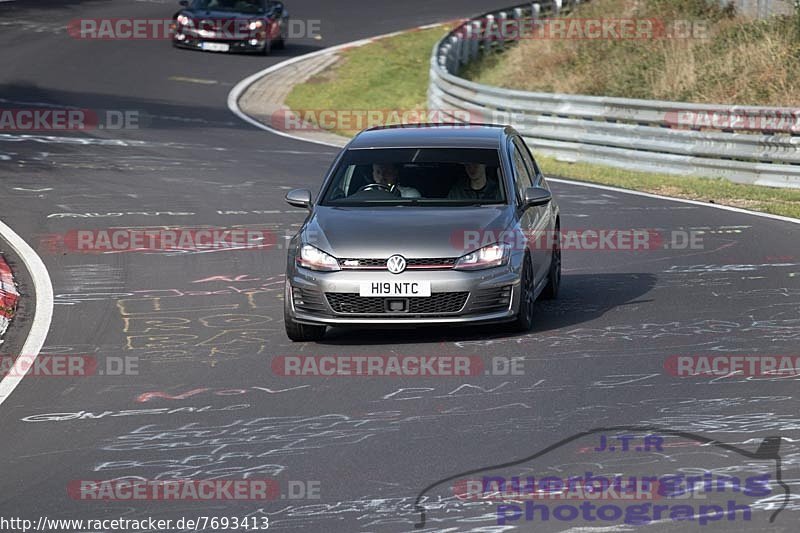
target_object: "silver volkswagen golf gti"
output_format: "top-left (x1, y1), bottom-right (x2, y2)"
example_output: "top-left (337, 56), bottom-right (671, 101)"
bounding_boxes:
top-left (283, 124), bottom-right (561, 341)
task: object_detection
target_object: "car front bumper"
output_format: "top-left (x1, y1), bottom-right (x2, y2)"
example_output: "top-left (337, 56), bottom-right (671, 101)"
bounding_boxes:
top-left (286, 263), bottom-right (522, 327)
top-left (172, 31), bottom-right (267, 53)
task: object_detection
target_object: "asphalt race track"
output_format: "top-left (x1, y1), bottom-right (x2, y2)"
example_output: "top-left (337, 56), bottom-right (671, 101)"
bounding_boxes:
top-left (0, 1), bottom-right (799, 532)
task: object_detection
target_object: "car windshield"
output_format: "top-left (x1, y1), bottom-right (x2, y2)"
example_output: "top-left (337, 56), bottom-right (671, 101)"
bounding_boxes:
top-left (190, 0), bottom-right (267, 13)
top-left (320, 147), bottom-right (506, 206)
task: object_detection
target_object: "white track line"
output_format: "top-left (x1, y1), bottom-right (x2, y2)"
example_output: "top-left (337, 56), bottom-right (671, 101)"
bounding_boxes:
top-left (547, 178), bottom-right (800, 225)
top-left (0, 220), bottom-right (54, 406)
top-left (228, 27), bottom-right (800, 227)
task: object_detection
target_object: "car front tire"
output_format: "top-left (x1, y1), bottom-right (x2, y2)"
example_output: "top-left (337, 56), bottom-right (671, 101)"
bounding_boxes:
top-left (285, 315), bottom-right (326, 342)
top-left (511, 254), bottom-right (535, 332)
top-left (284, 293), bottom-right (325, 341)
top-left (285, 320), bottom-right (326, 342)
top-left (541, 228), bottom-right (561, 300)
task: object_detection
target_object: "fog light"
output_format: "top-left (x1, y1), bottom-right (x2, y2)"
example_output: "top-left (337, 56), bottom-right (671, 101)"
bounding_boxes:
top-left (292, 287), bottom-right (304, 305)
top-left (249, 38), bottom-right (258, 46)
top-left (176, 33), bottom-right (186, 41)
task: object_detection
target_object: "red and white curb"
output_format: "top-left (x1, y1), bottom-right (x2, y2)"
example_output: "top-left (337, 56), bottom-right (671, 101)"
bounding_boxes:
top-left (0, 219), bottom-right (53, 407)
top-left (0, 254), bottom-right (18, 340)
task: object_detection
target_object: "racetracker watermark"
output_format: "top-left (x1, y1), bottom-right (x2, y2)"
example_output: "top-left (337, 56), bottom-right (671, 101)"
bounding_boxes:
top-left (451, 229), bottom-right (703, 252)
top-left (664, 109), bottom-right (800, 133)
top-left (68, 479), bottom-right (320, 501)
top-left (270, 109), bottom-right (479, 132)
top-left (664, 355), bottom-right (800, 377)
top-left (0, 109), bottom-right (139, 131)
top-left (0, 355), bottom-right (138, 377)
top-left (272, 355), bottom-right (524, 377)
top-left (40, 228), bottom-right (277, 253)
top-left (67, 18), bottom-right (321, 40)
top-left (460, 17), bottom-right (710, 40)
top-left (68, 480), bottom-right (278, 501)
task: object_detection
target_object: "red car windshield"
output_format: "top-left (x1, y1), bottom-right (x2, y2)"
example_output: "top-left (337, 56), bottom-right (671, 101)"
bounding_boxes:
top-left (190, 0), bottom-right (267, 14)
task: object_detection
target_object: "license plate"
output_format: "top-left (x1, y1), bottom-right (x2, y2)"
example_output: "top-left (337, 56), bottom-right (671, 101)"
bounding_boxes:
top-left (359, 281), bottom-right (431, 297)
top-left (201, 42), bottom-right (230, 52)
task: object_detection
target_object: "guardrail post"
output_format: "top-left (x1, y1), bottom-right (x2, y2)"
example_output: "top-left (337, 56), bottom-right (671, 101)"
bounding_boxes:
top-left (437, 52), bottom-right (448, 73)
top-left (512, 7), bottom-right (524, 46)
top-left (461, 24), bottom-right (472, 67)
top-left (758, 0), bottom-right (770, 19)
top-left (445, 35), bottom-right (461, 74)
top-left (448, 35), bottom-right (460, 73)
top-left (440, 43), bottom-right (452, 74)
top-left (483, 15), bottom-right (495, 54)
top-left (496, 12), bottom-right (508, 50)
top-left (470, 20), bottom-right (481, 60)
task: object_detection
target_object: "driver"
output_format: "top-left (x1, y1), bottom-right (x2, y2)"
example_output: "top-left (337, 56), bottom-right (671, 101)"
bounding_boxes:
top-left (372, 164), bottom-right (421, 198)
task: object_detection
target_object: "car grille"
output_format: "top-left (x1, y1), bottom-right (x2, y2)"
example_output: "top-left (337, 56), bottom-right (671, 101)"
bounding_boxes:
top-left (339, 258), bottom-right (385, 268)
top-left (338, 258), bottom-right (456, 270)
top-left (470, 285), bottom-right (513, 313)
top-left (326, 292), bottom-right (468, 315)
top-left (407, 258), bottom-right (457, 268)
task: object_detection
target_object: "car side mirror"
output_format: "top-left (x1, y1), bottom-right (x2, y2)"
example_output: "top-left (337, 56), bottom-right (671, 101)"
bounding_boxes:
top-left (179, 0), bottom-right (189, 6)
top-left (523, 186), bottom-right (552, 207)
top-left (286, 188), bottom-right (312, 209)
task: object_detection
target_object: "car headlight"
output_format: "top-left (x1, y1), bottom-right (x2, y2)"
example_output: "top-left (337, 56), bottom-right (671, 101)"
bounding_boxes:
top-left (176, 14), bottom-right (191, 26)
top-left (297, 244), bottom-right (340, 271)
top-left (249, 20), bottom-right (264, 31)
top-left (454, 242), bottom-right (510, 270)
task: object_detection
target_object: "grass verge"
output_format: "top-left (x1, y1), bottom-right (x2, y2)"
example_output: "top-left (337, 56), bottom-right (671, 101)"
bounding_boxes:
top-left (463, 0), bottom-right (800, 106)
top-left (283, 21), bottom-right (800, 220)
top-left (285, 26), bottom-right (449, 137)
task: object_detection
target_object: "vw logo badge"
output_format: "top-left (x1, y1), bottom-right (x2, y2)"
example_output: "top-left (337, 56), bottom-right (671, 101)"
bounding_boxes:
top-left (386, 255), bottom-right (406, 274)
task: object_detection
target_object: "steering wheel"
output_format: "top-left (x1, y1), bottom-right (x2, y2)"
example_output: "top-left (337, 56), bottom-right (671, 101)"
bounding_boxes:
top-left (356, 182), bottom-right (399, 195)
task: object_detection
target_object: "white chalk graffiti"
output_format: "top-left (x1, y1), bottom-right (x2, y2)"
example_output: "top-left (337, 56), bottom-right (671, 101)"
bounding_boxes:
top-left (21, 404), bottom-right (250, 423)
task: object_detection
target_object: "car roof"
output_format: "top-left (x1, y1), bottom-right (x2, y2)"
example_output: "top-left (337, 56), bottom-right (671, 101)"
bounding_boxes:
top-left (347, 124), bottom-right (513, 149)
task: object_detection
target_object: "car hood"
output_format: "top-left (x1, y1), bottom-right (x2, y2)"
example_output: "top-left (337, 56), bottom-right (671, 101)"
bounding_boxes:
top-left (304, 205), bottom-right (515, 259)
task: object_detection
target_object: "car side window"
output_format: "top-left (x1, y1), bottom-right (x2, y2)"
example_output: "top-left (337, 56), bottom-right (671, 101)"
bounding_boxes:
top-left (515, 138), bottom-right (543, 186)
top-left (509, 139), bottom-right (533, 203)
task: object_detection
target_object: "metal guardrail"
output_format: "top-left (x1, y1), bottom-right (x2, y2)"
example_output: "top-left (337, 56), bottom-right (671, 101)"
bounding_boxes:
top-left (428, 1), bottom-right (800, 188)
top-left (722, 0), bottom-right (795, 19)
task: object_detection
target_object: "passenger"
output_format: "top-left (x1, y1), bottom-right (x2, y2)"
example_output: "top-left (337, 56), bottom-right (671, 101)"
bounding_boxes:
top-left (447, 163), bottom-right (500, 200)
